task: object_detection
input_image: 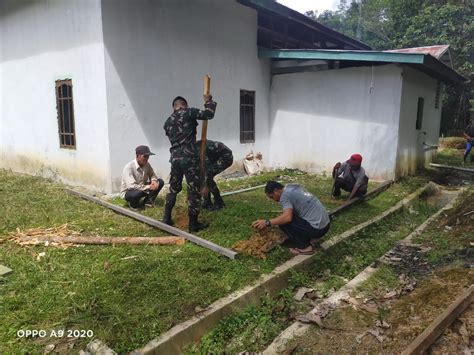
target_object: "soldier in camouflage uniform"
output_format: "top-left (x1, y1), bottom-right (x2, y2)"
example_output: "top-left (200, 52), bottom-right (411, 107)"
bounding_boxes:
top-left (197, 139), bottom-right (233, 210)
top-left (162, 95), bottom-right (217, 232)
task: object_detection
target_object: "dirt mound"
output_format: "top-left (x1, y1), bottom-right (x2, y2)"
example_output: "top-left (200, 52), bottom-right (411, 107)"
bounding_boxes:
top-left (233, 229), bottom-right (286, 259)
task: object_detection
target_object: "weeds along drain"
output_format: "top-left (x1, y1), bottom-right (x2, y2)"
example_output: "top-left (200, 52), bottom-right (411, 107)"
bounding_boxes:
top-left (184, 198), bottom-right (439, 354)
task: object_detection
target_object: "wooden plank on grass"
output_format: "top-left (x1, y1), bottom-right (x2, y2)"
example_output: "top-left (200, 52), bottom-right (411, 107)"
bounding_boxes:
top-left (329, 180), bottom-right (393, 218)
top-left (15, 235), bottom-right (185, 246)
top-left (0, 265), bottom-right (13, 276)
top-left (221, 183), bottom-right (266, 196)
top-left (402, 284), bottom-right (474, 355)
top-left (65, 189), bottom-right (238, 259)
top-left (430, 163), bottom-right (474, 174)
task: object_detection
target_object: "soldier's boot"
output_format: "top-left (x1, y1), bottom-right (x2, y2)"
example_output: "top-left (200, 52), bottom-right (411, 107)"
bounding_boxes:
top-left (211, 188), bottom-right (225, 210)
top-left (162, 193), bottom-right (176, 226)
top-left (188, 213), bottom-right (209, 232)
top-left (201, 196), bottom-right (214, 210)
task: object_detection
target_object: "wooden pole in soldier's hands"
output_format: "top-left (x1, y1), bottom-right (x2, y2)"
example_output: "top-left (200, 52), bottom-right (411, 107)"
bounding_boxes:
top-left (199, 74), bottom-right (211, 195)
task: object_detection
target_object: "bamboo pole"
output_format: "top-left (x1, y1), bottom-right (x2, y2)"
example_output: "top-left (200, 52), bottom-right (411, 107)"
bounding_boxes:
top-left (15, 235), bottom-right (185, 246)
top-left (200, 74), bottom-right (211, 195)
top-left (65, 188), bottom-right (237, 259)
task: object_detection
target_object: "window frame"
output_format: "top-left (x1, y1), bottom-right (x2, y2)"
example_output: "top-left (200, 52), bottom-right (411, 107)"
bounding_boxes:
top-left (55, 79), bottom-right (76, 149)
top-left (239, 89), bottom-right (256, 144)
top-left (416, 97), bottom-right (424, 130)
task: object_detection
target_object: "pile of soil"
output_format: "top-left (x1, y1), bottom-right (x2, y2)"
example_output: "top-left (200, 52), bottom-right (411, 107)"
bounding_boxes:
top-left (233, 229), bottom-right (285, 259)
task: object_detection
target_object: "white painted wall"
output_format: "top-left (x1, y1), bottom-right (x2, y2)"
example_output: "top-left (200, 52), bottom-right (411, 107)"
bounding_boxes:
top-left (269, 64), bottom-right (403, 181)
top-left (396, 66), bottom-right (441, 177)
top-left (101, 0), bottom-right (271, 191)
top-left (0, 0), bottom-right (110, 191)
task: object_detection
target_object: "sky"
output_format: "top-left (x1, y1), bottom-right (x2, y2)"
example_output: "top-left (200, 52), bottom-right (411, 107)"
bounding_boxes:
top-left (277, 0), bottom-right (340, 15)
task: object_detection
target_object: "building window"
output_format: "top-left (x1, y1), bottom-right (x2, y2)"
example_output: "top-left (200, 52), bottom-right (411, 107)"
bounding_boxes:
top-left (416, 97), bottom-right (424, 130)
top-left (240, 90), bottom-right (255, 143)
top-left (55, 79), bottom-right (76, 148)
top-left (434, 81), bottom-right (441, 109)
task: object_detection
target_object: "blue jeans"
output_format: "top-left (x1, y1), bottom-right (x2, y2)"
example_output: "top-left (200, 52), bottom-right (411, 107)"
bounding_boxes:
top-left (464, 141), bottom-right (473, 162)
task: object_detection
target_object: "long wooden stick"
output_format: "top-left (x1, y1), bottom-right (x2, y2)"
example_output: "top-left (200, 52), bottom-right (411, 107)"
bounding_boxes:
top-left (65, 188), bottom-right (238, 259)
top-left (14, 235), bottom-right (185, 246)
top-left (200, 75), bottom-right (211, 194)
top-left (329, 180), bottom-right (393, 217)
top-left (430, 163), bottom-right (474, 173)
top-left (402, 285), bottom-right (474, 355)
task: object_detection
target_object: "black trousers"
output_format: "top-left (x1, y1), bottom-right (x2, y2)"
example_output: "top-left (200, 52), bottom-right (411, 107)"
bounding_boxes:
top-left (332, 177), bottom-right (367, 198)
top-left (124, 179), bottom-right (164, 208)
top-left (279, 215), bottom-right (330, 249)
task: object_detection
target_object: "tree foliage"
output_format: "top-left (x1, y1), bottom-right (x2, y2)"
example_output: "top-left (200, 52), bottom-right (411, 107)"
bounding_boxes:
top-left (306, 0), bottom-right (474, 133)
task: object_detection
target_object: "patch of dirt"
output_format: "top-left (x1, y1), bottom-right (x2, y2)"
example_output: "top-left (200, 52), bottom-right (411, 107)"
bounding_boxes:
top-left (376, 244), bottom-right (433, 276)
top-left (286, 266), bottom-right (473, 354)
top-left (233, 228), bottom-right (285, 259)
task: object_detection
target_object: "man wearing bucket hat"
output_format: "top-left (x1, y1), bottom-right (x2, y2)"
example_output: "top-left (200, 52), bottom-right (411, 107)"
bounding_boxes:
top-left (120, 145), bottom-right (164, 209)
top-left (331, 153), bottom-right (369, 200)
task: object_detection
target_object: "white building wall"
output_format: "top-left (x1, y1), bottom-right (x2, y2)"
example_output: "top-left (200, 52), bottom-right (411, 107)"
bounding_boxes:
top-left (396, 66), bottom-right (441, 177)
top-left (0, 0), bottom-right (111, 191)
top-left (269, 64), bottom-right (403, 181)
top-left (101, 0), bottom-right (271, 191)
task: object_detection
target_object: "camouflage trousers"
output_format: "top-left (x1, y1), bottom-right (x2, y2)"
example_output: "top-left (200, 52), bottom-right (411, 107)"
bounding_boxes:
top-left (169, 156), bottom-right (201, 215)
top-left (206, 155), bottom-right (233, 192)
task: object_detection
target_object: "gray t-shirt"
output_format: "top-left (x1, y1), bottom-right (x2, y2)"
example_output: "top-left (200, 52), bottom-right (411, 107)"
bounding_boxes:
top-left (337, 162), bottom-right (367, 188)
top-left (280, 184), bottom-right (330, 230)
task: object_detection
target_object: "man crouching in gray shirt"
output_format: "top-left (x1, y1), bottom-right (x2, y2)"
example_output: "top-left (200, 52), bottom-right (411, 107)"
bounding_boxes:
top-left (252, 181), bottom-right (330, 255)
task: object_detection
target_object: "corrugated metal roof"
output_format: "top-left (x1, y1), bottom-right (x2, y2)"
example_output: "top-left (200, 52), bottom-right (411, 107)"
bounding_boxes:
top-left (385, 45), bottom-right (449, 59)
top-left (258, 48), bottom-right (468, 84)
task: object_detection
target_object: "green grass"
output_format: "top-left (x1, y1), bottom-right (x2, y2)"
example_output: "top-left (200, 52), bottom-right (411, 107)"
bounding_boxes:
top-left (0, 169), bottom-right (429, 353)
top-left (357, 265), bottom-right (399, 296)
top-left (187, 200), bottom-right (437, 354)
top-left (434, 148), bottom-right (474, 168)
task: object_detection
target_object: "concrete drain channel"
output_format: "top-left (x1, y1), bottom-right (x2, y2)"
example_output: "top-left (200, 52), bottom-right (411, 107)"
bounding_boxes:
top-left (120, 182), bottom-right (455, 355)
top-left (263, 187), bottom-right (461, 354)
top-left (81, 182), bottom-right (456, 354)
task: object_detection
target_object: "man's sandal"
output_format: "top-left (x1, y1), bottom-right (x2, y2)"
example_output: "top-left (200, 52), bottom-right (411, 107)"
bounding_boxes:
top-left (289, 247), bottom-right (315, 255)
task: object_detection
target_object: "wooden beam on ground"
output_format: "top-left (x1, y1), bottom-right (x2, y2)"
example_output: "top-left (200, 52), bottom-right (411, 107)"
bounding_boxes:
top-left (329, 180), bottom-right (393, 218)
top-left (0, 265), bottom-right (13, 276)
top-left (402, 284), bottom-right (474, 355)
top-left (221, 183), bottom-right (267, 196)
top-left (65, 189), bottom-right (238, 259)
top-left (14, 235), bottom-right (185, 246)
top-left (430, 163), bottom-right (474, 174)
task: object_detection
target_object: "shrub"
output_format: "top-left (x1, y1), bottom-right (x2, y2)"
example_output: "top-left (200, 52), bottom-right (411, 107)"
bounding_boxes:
top-left (439, 137), bottom-right (466, 149)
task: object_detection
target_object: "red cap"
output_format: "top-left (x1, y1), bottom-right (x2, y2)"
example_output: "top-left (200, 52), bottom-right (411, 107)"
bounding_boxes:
top-left (347, 154), bottom-right (363, 166)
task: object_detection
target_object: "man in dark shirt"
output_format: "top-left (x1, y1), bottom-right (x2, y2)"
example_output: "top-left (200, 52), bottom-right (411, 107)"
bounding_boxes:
top-left (197, 139), bottom-right (233, 210)
top-left (463, 118), bottom-right (474, 164)
top-left (331, 154), bottom-right (369, 200)
top-left (163, 95), bottom-right (216, 232)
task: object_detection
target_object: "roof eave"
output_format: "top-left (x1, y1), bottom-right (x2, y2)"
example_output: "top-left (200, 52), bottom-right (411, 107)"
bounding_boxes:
top-left (259, 49), bottom-right (469, 85)
top-left (237, 0), bottom-right (372, 50)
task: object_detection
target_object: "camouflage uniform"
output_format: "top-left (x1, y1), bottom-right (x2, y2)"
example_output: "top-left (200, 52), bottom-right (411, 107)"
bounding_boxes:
top-left (201, 139), bottom-right (233, 195)
top-left (163, 100), bottom-right (217, 218)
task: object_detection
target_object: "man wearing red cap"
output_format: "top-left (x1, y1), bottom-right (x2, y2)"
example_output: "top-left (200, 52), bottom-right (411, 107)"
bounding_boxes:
top-left (332, 154), bottom-right (369, 200)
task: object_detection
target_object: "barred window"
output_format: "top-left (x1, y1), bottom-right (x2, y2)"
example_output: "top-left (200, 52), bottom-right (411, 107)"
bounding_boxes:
top-left (55, 79), bottom-right (76, 148)
top-left (416, 97), bottom-right (424, 130)
top-left (240, 90), bottom-right (255, 143)
top-left (434, 81), bottom-right (441, 109)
